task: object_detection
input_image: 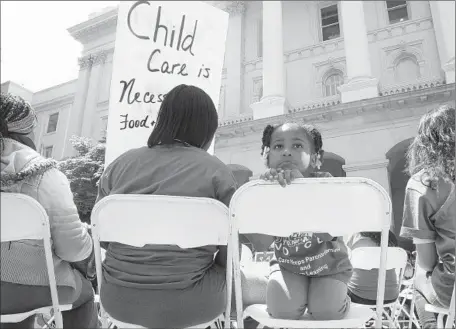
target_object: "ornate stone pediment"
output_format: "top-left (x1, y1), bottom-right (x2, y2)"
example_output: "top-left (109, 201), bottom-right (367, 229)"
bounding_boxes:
top-left (205, 1), bottom-right (245, 15)
top-left (68, 6), bottom-right (118, 45)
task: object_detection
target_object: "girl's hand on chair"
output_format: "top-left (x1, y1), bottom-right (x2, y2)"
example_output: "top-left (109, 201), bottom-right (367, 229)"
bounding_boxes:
top-left (260, 168), bottom-right (303, 187)
top-left (260, 168), bottom-right (282, 181)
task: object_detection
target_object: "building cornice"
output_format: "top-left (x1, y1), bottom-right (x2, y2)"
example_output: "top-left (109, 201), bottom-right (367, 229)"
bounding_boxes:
top-left (68, 6), bottom-right (118, 45)
top-left (33, 94), bottom-right (75, 112)
top-left (216, 83), bottom-right (455, 139)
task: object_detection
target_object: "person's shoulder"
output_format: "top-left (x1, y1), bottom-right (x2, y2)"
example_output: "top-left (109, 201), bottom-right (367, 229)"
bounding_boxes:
top-left (183, 147), bottom-right (230, 169)
top-left (105, 146), bottom-right (148, 170)
top-left (310, 171), bottom-right (333, 178)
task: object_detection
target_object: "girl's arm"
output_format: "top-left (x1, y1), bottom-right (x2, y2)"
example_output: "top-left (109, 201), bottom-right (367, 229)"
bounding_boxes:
top-left (414, 239), bottom-right (439, 272)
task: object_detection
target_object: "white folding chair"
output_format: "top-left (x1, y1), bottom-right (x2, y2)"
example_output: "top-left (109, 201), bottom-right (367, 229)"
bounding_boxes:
top-left (228, 177), bottom-right (393, 329)
top-left (350, 247), bottom-right (408, 328)
top-left (91, 194), bottom-right (232, 329)
top-left (0, 193), bottom-right (72, 328)
top-left (425, 283), bottom-right (455, 329)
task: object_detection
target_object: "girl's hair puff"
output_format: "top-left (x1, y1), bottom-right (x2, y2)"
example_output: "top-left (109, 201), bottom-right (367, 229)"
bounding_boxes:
top-left (261, 122), bottom-right (324, 157)
top-left (406, 105), bottom-right (455, 188)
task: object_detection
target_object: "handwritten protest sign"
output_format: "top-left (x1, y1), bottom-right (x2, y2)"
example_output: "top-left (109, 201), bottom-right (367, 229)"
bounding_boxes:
top-left (105, 1), bottom-right (229, 165)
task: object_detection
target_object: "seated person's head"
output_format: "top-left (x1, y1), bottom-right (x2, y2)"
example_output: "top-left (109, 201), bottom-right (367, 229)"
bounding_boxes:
top-left (147, 84), bottom-right (218, 151)
top-left (0, 93), bottom-right (37, 153)
top-left (261, 122), bottom-right (324, 176)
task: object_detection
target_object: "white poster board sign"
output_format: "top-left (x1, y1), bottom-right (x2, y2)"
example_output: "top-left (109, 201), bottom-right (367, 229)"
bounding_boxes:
top-left (105, 1), bottom-right (229, 166)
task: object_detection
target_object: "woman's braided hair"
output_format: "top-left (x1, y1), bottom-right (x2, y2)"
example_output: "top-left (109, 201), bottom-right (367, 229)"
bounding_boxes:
top-left (261, 122), bottom-right (324, 157)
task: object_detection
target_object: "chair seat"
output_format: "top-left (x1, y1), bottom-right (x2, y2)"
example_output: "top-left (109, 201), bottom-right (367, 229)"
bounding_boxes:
top-left (107, 312), bottom-right (222, 329)
top-left (1, 304), bottom-right (72, 323)
top-left (425, 303), bottom-right (449, 315)
top-left (244, 304), bottom-right (375, 328)
top-left (352, 301), bottom-right (397, 309)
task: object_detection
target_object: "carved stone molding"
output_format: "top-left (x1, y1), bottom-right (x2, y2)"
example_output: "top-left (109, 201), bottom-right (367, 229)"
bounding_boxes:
top-left (216, 83), bottom-right (454, 138)
top-left (78, 55), bottom-right (94, 70)
top-left (225, 1), bottom-right (246, 15)
top-left (78, 49), bottom-right (112, 70)
top-left (68, 8), bottom-right (118, 45)
top-left (244, 37), bottom-right (345, 73)
top-left (208, 1), bottom-right (245, 15)
top-left (92, 51), bottom-right (108, 66)
top-left (367, 18), bottom-right (433, 43)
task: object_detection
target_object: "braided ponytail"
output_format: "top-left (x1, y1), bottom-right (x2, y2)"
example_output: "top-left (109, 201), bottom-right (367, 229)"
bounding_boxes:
top-left (261, 124), bottom-right (276, 156)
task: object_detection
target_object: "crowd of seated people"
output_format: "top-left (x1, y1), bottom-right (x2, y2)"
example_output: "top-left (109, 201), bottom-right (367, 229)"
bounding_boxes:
top-left (1, 88), bottom-right (454, 329)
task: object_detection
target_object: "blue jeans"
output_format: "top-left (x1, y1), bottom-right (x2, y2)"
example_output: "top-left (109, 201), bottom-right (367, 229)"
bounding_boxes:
top-left (414, 270), bottom-right (446, 329)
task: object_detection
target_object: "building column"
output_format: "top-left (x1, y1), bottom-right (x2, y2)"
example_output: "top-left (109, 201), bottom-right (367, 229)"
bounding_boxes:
top-left (80, 51), bottom-right (107, 139)
top-left (224, 2), bottom-right (245, 118)
top-left (62, 54), bottom-right (93, 158)
top-left (429, 1), bottom-right (455, 84)
top-left (338, 1), bottom-right (379, 103)
top-left (250, 1), bottom-right (288, 120)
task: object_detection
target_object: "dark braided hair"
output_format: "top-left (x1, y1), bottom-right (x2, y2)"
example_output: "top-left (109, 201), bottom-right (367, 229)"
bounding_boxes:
top-left (261, 122), bottom-right (324, 159)
top-left (148, 84), bottom-right (218, 149)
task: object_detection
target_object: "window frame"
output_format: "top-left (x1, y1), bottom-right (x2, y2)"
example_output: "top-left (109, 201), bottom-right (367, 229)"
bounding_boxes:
top-left (323, 71), bottom-right (344, 97)
top-left (46, 112), bottom-right (59, 134)
top-left (44, 146), bottom-right (53, 158)
top-left (385, 1), bottom-right (410, 25)
top-left (257, 17), bottom-right (263, 58)
top-left (319, 3), bottom-right (341, 42)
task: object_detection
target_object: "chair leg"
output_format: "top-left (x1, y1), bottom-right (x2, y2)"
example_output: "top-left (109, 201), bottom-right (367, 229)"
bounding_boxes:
top-left (437, 313), bottom-right (444, 329)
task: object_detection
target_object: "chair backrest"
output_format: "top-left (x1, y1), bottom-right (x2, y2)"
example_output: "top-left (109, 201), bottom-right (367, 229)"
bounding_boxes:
top-left (91, 194), bottom-right (229, 248)
top-left (229, 178), bottom-right (392, 328)
top-left (0, 193), bottom-right (63, 327)
top-left (91, 194), bottom-right (232, 326)
top-left (230, 178), bottom-right (391, 236)
top-left (1, 193), bottom-right (50, 242)
top-left (350, 247), bottom-right (408, 271)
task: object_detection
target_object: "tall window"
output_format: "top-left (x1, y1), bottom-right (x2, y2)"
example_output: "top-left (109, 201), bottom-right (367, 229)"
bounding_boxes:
top-left (44, 146), bottom-right (53, 158)
top-left (47, 113), bottom-right (59, 133)
top-left (386, 1), bottom-right (409, 24)
top-left (257, 18), bottom-right (263, 58)
top-left (324, 73), bottom-right (343, 97)
top-left (321, 4), bottom-right (340, 41)
top-left (101, 117), bottom-right (108, 140)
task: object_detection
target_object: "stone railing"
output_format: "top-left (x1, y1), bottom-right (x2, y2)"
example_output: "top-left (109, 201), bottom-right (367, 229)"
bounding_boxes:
top-left (367, 17), bottom-right (433, 43)
top-left (379, 78), bottom-right (445, 96)
top-left (219, 113), bottom-right (254, 127)
top-left (243, 37), bottom-right (345, 72)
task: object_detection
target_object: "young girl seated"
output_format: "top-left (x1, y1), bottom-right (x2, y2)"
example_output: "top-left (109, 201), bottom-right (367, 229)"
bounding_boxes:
top-left (400, 105), bottom-right (455, 329)
top-left (256, 122), bottom-right (353, 321)
top-left (347, 231), bottom-right (400, 305)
